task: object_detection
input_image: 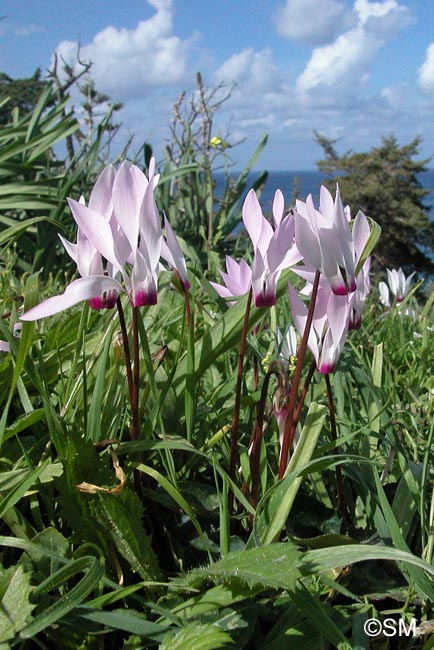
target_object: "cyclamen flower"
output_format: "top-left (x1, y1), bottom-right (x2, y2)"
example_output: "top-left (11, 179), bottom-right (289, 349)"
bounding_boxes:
top-left (288, 281), bottom-right (351, 374)
top-left (243, 189), bottom-right (301, 307)
top-left (379, 268), bottom-right (416, 317)
top-left (212, 189), bottom-right (300, 307)
top-left (275, 325), bottom-right (298, 369)
top-left (348, 209), bottom-right (372, 329)
top-left (380, 268), bottom-right (415, 305)
top-left (210, 256), bottom-right (252, 304)
top-left (294, 185), bottom-right (358, 296)
top-left (21, 160), bottom-right (188, 321)
top-left (59, 165), bottom-right (119, 310)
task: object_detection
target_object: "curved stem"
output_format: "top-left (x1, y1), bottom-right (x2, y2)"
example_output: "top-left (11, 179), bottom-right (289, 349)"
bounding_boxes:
top-left (229, 287), bottom-right (253, 512)
top-left (116, 297), bottom-right (134, 423)
top-left (131, 306), bottom-right (140, 442)
top-left (278, 271), bottom-right (320, 478)
top-left (289, 358), bottom-right (317, 448)
top-left (249, 368), bottom-right (279, 510)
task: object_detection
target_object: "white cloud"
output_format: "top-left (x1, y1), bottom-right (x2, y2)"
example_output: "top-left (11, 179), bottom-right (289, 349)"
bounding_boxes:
top-left (54, 0), bottom-right (195, 100)
top-left (296, 0), bottom-right (413, 104)
top-left (418, 43), bottom-right (434, 94)
top-left (214, 47), bottom-right (280, 94)
top-left (274, 0), bottom-right (353, 45)
top-left (212, 48), bottom-right (294, 142)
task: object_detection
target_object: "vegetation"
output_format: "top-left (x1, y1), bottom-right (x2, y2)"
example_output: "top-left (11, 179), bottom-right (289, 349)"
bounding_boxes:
top-left (316, 132), bottom-right (434, 276)
top-left (0, 71), bottom-right (433, 649)
top-left (0, 68), bottom-right (48, 125)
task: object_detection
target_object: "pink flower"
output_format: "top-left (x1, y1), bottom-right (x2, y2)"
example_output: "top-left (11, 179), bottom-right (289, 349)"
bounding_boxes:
top-left (21, 160), bottom-right (186, 321)
top-left (161, 216), bottom-right (190, 291)
top-left (210, 256), bottom-right (252, 304)
top-left (241, 189), bottom-right (301, 307)
top-left (294, 185), bottom-right (357, 296)
top-left (348, 210), bottom-right (372, 329)
top-left (288, 280), bottom-right (351, 374)
top-left (385, 268), bottom-right (415, 303)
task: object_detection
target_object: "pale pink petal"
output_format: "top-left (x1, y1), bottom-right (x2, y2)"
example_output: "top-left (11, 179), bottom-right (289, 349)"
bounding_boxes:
top-left (327, 293), bottom-right (350, 344)
top-left (112, 162), bottom-right (140, 256)
top-left (58, 234), bottom-right (78, 264)
top-left (161, 216), bottom-right (189, 289)
top-left (287, 282), bottom-right (319, 362)
top-left (352, 210), bottom-right (370, 260)
top-left (272, 190), bottom-right (284, 227)
top-left (20, 276), bottom-right (123, 321)
top-left (242, 189), bottom-right (265, 250)
top-left (132, 250), bottom-right (158, 306)
top-left (139, 184), bottom-right (162, 272)
top-left (379, 281), bottom-right (390, 306)
top-left (294, 211), bottom-right (322, 270)
top-left (88, 165), bottom-right (115, 219)
top-left (209, 281), bottom-right (234, 300)
top-left (67, 199), bottom-right (121, 271)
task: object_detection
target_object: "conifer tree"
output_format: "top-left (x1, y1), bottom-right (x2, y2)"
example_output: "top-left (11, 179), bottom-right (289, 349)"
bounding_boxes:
top-left (315, 133), bottom-right (434, 275)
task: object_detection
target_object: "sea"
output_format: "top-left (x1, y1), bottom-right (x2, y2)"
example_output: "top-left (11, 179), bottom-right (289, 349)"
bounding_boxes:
top-left (215, 169), bottom-right (434, 218)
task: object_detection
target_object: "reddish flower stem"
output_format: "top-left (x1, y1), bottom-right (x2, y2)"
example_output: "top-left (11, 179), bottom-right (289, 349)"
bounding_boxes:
top-left (229, 286), bottom-right (253, 512)
top-left (131, 306), bottom-right (140, 442)
top-left (249, 367), bottom-right (279, 510)
top-left (116, 297), bottom-right (134, 422)
top-left (288, 358), bottom-right (317, 449)
top-left (278, 271), bottom-right (321, 479)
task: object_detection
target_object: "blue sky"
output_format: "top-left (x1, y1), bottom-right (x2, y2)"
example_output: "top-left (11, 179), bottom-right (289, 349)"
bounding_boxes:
top-left (1, 0), bottom-right (434, 169)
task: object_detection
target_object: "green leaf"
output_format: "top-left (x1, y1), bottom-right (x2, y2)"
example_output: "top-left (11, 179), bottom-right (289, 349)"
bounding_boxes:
top-left (136, 463), bottom-right (211, 558)
top-left (159, 622), bottom-right (234, 650)
top-left (0, 459), bottom-right (50, 518)
top-left (86, 322), bottom-right (114, 442)
top-left (0, 565), bottom-right (34, 642)
top-left (93, 491), bottom-right (161, 582)
top-left (19, 556), bottom-right (104, 638)
top-left (289, 582), bottom-right (350, 650)
top-left (193, 543), bottom-right (302, 592)
top-left (301, 544), bottom-right (434, 590)
top-left (75, 606), bottom-right (171, 640)
top-left (0, 271), bottom-right (39, 450)
top-left (354, 216), bottom-right (381, 276)
top-left (257, 403), bottom-right (327, 545)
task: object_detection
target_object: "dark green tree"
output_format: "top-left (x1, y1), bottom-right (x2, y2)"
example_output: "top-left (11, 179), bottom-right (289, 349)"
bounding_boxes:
top-left (315, 133), bottom-right (434, 275)
top-left (0, 68), bottom-right (49, 124)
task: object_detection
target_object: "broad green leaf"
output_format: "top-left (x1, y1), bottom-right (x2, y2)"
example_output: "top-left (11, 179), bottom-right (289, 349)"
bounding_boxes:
top-left (193, 543), bottom-right (302, 591)
top-left (92, 491), bottom-right (161, 582)
top-left (0, 566), bottom-right (34, 642)
top-left (74, 606), bottom-right (171, 641)
top-left (159, 622), bottom-right (234, 650)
